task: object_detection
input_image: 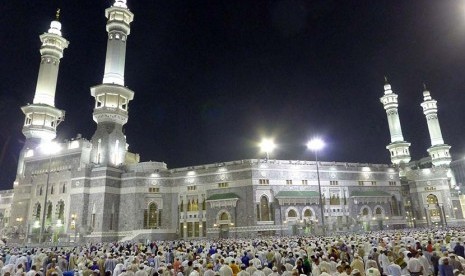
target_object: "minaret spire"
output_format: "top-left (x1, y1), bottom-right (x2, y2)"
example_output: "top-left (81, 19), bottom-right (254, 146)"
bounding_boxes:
top-left (21, 12), bottom-right (69, 145)
top-left (90, 0), bottom-right (134, 166)
top-left (420, 85), bottom-right (451, 166)
top-left (380, 78), bottom-right (411, 165)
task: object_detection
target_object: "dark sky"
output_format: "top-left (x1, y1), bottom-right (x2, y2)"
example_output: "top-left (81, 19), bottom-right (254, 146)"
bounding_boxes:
top-left (2, 1), bottom-right (465, 190)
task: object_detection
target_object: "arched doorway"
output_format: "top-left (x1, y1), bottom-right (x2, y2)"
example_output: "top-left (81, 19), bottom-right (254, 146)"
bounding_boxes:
top-left (259, 196), bottom-right (270, 221)
top-left (218, 211), bottom-right (231, 239)
top-left (426, 194), bottom-right (441, 224)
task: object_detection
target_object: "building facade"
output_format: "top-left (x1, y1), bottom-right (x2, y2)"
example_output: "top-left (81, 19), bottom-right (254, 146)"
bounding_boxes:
top-left (2, 0), bottom-right (463, 242)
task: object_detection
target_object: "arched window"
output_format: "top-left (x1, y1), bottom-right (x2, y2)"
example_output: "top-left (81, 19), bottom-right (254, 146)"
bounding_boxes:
top-left (187, 200), bottom-right (192, 211)
top-left (144, 203), bottom-right (158, 229)
top-left (56, 201), bottom-right (65, 221)
top-left (391, 196), bottom-right (399, 216)
top-left (34, 203), bottom-right (41, 220)
top-left (62, 184), bottom-right (66, 194)
top-left (427, 194), bottom-right (438, 205)
top-left (288, 209), bottom-right (297, 218)
top-left (362, 208), bottom-right (369, 216)
top-left (259, 196), bottom-right (270, 221)
top-left (304, 209), bottom-right (312, 217)
top-left (192, 200), bottom-right (198, 211)
top-left (46, 202), bottom-right (53, 221)
top-left (50, 185), bottom-right (54, 195)
top-left (179, 200), bottom-right (184, 212)
top-left (375, 207), bottom-right (382, 215)
top-left (220, 212), bottom-right (229, 220)
top-left (202, 199), bottom-right (206, 210)
top-left (330, 195), bottom-right (340, 205)
top-left (38, 186), bottom-right (43, 196)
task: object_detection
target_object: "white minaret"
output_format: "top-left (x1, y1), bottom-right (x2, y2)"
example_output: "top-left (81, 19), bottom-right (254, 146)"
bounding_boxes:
top-left (21, 10), bottom-right (69, 146)
top-left (420, 85), bottom-right (451, 166)
top-left (90, 0), bottom-right (134, 166)
top-left (380, 78), bottom-right (411, 165)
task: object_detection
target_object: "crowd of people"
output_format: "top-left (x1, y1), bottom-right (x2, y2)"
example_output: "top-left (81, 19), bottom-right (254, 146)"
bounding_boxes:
top-left (1, 227), bottom-right (465, 276)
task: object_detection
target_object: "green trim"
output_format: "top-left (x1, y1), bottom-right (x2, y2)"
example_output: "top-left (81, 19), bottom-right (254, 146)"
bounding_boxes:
top-left (275, 191), bottom-right (320, 198)
top-left (350, 190), bottom-right (391, 197)
top-left (206, 193), bottom-right (239, 201)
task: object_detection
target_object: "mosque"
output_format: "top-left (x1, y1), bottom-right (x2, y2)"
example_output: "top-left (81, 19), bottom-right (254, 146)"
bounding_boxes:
top-left (1, 0), bottom-right (463, 242)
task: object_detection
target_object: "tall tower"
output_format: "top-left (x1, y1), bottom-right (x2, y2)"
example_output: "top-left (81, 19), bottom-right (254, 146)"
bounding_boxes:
top-left (21, 10), bottom-right (69, 148)
top-left (380, 78), bottom-right (411, 165)
top-left (420, 86), bottom-right (451, 167)
top-left (90, 0), bottom-right (134, 166)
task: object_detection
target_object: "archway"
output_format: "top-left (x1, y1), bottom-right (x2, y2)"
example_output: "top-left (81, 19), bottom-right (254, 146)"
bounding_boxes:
top-left (259, 195), bottom-right (270, 221)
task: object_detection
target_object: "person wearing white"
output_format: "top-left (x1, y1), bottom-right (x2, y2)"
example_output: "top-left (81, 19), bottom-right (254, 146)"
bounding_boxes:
top-left (219, 261), bottom-right (233, 276)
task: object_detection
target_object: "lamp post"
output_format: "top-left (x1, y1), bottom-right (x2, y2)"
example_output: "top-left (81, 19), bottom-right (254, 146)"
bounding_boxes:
top-left (307, 138), bottom-right (325, 236)
top-left (259, 138), bottom-right (276, 161)
top-left (38, 142), bottom-right (61, 244)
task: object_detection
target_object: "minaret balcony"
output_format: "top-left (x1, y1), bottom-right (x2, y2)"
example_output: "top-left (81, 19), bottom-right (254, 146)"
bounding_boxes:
top-left (93, 107), bottom-right (129, 125)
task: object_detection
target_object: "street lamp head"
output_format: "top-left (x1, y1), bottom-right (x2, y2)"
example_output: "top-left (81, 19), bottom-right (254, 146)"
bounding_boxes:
top-left (259, 138), bottom-right (276, 155)
top-left (307, 138), bottom-right (325, 152)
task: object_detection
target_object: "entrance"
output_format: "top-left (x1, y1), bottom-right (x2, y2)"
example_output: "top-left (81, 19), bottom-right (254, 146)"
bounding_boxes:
top-left (219, 224), bottom-right (229, 239)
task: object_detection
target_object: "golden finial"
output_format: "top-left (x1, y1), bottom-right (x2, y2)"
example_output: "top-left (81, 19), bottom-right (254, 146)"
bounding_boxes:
top-left (56, 8), bottom-right (61, 21)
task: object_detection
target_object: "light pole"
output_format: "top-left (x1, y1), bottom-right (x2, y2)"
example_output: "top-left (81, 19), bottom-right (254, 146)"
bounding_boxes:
top-left (307, 138), bottom-right (325, 236)
top-left (259, 138), bottom-right (276, 161)
top-left (39, 142), bottom-right (61, 244)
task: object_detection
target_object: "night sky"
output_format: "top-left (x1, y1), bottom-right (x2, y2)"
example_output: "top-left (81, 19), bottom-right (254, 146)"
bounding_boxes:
top-left (2, 1), bottom-right (465, 190)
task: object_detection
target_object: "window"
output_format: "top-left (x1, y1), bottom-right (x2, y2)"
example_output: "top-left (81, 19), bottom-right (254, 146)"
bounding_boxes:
top-left (358, 181), bottom-right (364, 186)
top-left (220, 212), bottom-right (229, 220)
top-left (62, 183), bottom-right (66, 193)
top-left (55, 201), bottom-right (65, 221)
top-left (375, 207), bottom-right (382, 215)
top-left (288, 209), bottom-right (297, 218)
top-left (91, 214), bottom-right (96, 228)
top-left (34, 203), bottom-right (41, 220)
top-left (50, 185), bottom-right (54, 195)
top-left (286, 180), bottom-right (292, 185)
top-left (362, 208), bottom-right (369, 216)
top-left (46, 203), bottom-right (52, 221)
top-left (389, 181), bottom-right (396, 186)
top-left (149, 187), bottom-right (160, 193)
top-left (302, 180), bottom-right (308, 185)
top-left (304, 209), bottom-right (312, 217)
top-left (371, 181), bottom-right (377, 186)
top-left (259, 179), bottom-right (270, 185)
top-left (218, 182), bottom-right (229, 188)
top-left (259, 196), bottom-right (270, 221)
top-left (430, 209), bottom-right (440, 217)
top-left (109, 213), bottom-right (114, 230)
top-left (144, 203), bottom-right (158, 229)
top-left (330, 181), bottom-right (339, 185)
top-left (187, 186), bottom-right (196, 191)
top-left (330, 195), bottom-right (340, 205)
top-left (427, 194), bottom-right (438, 205)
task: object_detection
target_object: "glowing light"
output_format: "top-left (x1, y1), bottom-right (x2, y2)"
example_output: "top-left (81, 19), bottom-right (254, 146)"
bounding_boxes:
top-left (259, 138), bottom-right (276, 157)
top-left (33, 221), bottom-right (41, 229)
top-left (25, 149), bottom-right (34, 157)
top-left (69, 140), bottom-right (79, 149)
top-left (39, 142), bottom-right (61, 155)
top-left (306, 138), bottom-right (325, 151)
top-left (362, 167), bottom-right (371, 172)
